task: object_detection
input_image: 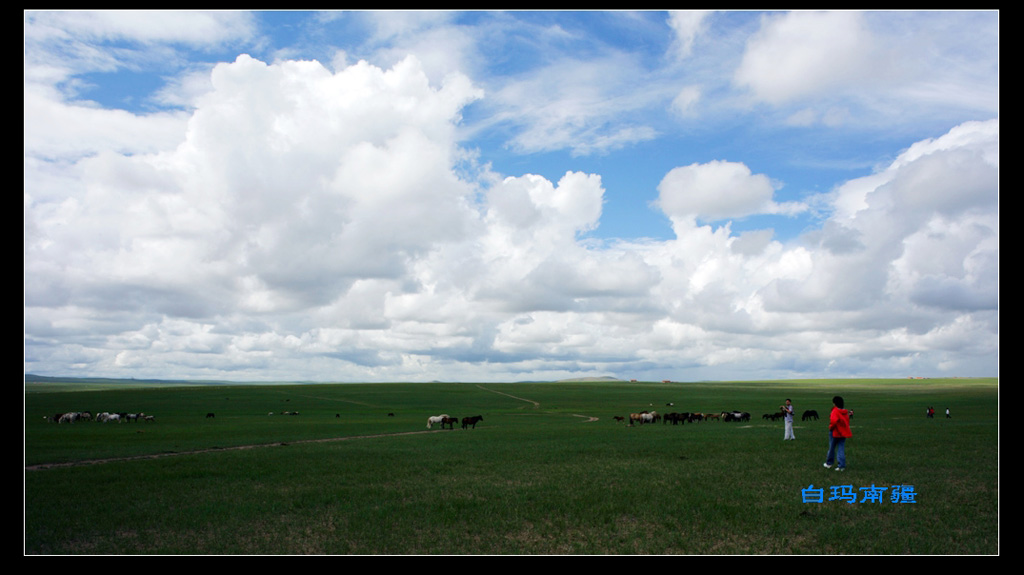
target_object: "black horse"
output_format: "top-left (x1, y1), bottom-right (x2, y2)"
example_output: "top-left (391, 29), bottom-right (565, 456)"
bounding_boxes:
top-left (802, 410), bottom-right (819, 421)
top-left (461, 415), bottom-right (483, 429)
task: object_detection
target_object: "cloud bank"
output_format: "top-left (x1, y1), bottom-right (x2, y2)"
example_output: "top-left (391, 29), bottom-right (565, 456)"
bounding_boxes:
top-left (24, 11), bottom-right (998, 382)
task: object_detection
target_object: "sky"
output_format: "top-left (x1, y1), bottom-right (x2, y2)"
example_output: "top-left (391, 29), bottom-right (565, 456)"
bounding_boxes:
top-left (24, 10), bottom-right (999, 383)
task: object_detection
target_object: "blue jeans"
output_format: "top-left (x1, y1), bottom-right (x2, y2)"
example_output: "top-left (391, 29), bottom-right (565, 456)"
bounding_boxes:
top-left (826, 434), bottom-right (847, 469)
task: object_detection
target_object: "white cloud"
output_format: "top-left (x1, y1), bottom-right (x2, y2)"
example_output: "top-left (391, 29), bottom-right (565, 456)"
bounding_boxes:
top-left (732, 11), bottom-right (998, 126)
top-left (655, 160), bottom-right (804, 223)
top-left (667, 10), bottom-right (711, 60)
top-left (484, 53), bottom-right (663, 156)
top-left (26, 10), bottom-right (255, 46)
top-left (670, 85), bottom-right (702, 116)
top-left (24, 10), bottom-right (257, 95)
top-left (24, 83), bottom-right (189, 160)
top-left (734, 11), bottom-right (879, 105)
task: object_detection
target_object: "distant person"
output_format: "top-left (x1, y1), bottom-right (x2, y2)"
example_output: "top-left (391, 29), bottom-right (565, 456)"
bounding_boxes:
top-left (946, 407), bottom-right (951, 419)
top-left (824, 396), bottom-right (852, 471)
top-left (781, 398), bottom-right (795, 441)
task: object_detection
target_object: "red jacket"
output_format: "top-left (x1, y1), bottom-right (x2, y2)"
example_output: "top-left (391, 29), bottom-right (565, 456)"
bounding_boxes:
top-left (829, 407), bottom-right (852, 438)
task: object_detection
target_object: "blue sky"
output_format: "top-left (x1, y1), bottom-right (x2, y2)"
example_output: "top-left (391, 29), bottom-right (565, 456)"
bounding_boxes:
top-left (24, 11), bottom-right (999, 382)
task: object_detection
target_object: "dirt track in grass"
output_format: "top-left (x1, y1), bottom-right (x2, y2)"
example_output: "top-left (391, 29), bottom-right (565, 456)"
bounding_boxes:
top-left (24, 429), bottom-right (461, 471)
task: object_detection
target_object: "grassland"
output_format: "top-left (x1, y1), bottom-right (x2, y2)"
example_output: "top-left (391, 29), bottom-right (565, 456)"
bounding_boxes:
top-left (24, 378), bottom-right (998, 554)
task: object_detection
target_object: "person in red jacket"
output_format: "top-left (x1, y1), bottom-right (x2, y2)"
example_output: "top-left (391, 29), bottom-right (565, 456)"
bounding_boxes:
top-left (824, 395), bottom-right (852, 471)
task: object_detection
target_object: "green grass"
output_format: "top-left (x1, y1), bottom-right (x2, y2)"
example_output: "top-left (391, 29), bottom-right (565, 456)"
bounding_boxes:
top-left (25, 378), bottom-right (998, 554)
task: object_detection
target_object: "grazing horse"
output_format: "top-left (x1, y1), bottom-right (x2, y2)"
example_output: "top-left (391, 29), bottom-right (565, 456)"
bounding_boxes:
top-left (461, 415), bottom-right (483, 429)
top-left (628, 411), bottom-right (658, 425)
top-left (206, 412), bottom-right (215, 419)
top-left (441, 416), bottom-right (459, 430)
top-left (58, 412), bottom-right (79, 424)
top-left (613, 416), bottom-right (625, 423)
top-left (427, 414), bottom-right (449, 429)
top-left (802, 410), bottom-right (819, 421)
top-left (664, 412), bottom-right (689, 425)
top-left (725, 411), bottom-right (750, 422)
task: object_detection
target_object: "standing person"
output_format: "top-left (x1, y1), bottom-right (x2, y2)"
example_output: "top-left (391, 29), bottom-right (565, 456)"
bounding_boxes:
top-left (946, 407), bottom-right (951, 419)
top-left (824, 396), bottom-right (852, 471)
top-left (782, 398), bottom-right (795, 441)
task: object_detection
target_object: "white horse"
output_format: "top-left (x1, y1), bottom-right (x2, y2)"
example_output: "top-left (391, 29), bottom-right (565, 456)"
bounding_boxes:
top-left (58, 412), bottom-right (79, 424)
top-left (426, 414), bottom-right (450, 429)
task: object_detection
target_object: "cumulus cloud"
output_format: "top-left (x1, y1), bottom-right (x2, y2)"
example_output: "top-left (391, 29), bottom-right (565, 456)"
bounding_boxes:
top-left (26, 54), bottom-right (484, 372)
top-left (734, 11), bottom-right (879, 105)
top-left (655, 160), bottom-right (805, 223)
top-left (732, 11), bottom-right (997, 126)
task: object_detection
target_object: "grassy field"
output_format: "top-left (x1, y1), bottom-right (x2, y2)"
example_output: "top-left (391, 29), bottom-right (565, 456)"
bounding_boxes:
top-left (24, 378), bottom-right (998, 554)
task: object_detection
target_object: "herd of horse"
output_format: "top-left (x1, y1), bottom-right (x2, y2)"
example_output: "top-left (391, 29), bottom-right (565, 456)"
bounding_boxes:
top-left (616, 408), bottom-right (820, 426)
top-left (49, 406), bottom-right (818, 431)
top-left (46, 411), bottom-right (155, 423)
top-left (46, 396), bottom-right (824, 433)
top-left (426, 407), bottom-right (817, 430)
top-left (426, 414), bottom-right (484, 430)
top-left (620, 410), bottom-right (752, 426)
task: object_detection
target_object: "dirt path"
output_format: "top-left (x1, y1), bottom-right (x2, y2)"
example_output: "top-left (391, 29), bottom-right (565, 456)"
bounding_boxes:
top-left (476, 384), bottom-right (599, 422)
top-left (475, 384), bottom-right (540, 408)
top-left (24, 429), bottom-right (449, 472)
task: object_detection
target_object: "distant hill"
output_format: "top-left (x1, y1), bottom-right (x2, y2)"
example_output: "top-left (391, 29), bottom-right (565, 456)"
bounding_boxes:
top-left (24, 374), bottom-right (239, 386)
top-left (26, 374), bottom-right (628, 386)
